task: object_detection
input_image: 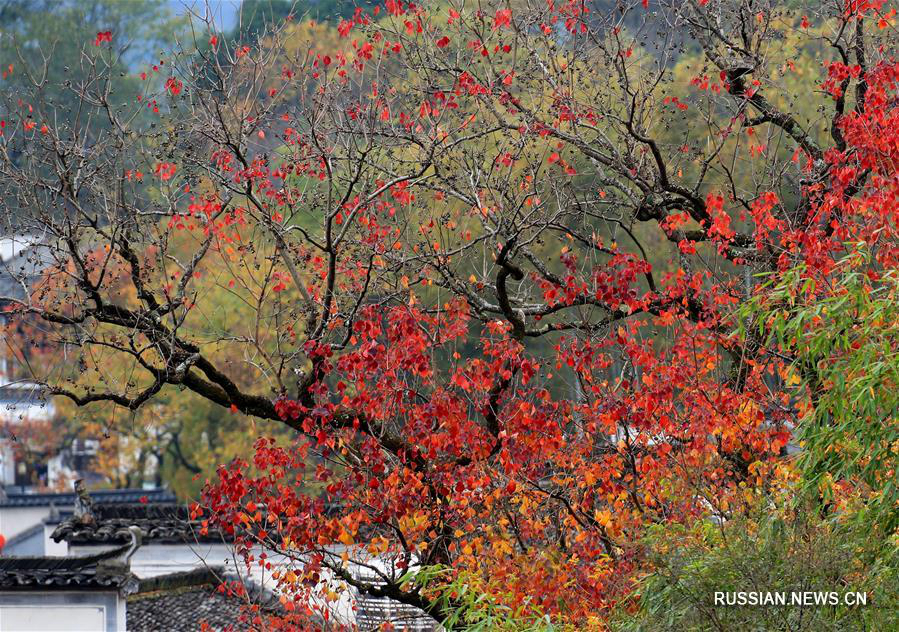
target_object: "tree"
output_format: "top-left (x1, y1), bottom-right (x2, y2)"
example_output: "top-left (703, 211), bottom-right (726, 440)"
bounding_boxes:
top-left (0, 0), bottom-right (183, 120)
top-left (228, 0), bottom-right (378, 35)
top-left (743, 245), bottom-right (899, 533)
top-left (0, 0), bottom-right (896, 627)
top-left (0, 0), bottom-right (187, 491)
top-left (612, 505), bottom-right (899, 632)
top-left (614, 243), bottom-right (899, 631)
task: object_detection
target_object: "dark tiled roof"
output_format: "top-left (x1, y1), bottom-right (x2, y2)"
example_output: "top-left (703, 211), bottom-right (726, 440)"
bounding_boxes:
top-left (128, 584), bottom-right (245, 631)
top-left (51, 503), bottom-right (227, 545)
top-left (0, 487), bottom-right (175, 508)
top-left (128, 568), bottom-right (287, 632)
top-left (0, 544), bottom-right (137, 592)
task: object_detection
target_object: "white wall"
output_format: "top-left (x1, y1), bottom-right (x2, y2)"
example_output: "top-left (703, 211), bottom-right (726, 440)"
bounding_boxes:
top-left (0, 442), bottom-right (14, 486)
top-left (69, 542), bottom-right (237, 578)
top-left (63, 542), bottom-right (424, 629)
top-left (0, 591), bottom-right (123, 632)
top-left (66, 541), bottom-right (360, 626)
top-left (0, 506), bottom-right (52, 540)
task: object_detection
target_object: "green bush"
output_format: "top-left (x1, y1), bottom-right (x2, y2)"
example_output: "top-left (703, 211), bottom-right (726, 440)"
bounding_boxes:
top-left (613, 510), bottom-right (898, 632)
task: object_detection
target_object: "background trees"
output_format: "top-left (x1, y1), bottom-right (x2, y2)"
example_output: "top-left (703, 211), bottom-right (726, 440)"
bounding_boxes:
top-left (0, 0), bottom-right (896, 628)
top-left (0, 0), bottom-right (184, 122)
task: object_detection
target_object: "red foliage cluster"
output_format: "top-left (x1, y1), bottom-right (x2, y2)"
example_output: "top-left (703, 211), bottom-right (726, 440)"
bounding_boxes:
top-left (2, 0), bottom-right (896, 627)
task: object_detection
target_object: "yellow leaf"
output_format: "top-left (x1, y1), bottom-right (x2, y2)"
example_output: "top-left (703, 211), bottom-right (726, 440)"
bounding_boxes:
top-left (594, 509), bottom-right (612, 527)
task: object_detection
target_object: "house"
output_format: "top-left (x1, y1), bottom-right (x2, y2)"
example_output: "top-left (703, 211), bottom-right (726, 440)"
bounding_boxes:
top-left (3, 481), bottom-right (439, 630)
top-left (0, 527), bottom-right (139, 632)
top-left (45, 487), bottom-right (437, 630)
top-left (43, 499), bottom-right (293, 630)
top-left (125, 568), bottom-right (266, 631)
top-left (1, 524), bottom-right (278, 632)
top-left (0, 487), bottom-right (175, 551)
top-left (0, 381), bottom-right (57, 490)
top-left (0, 235), bottom-right (53, 304)
top-left (50, 502), bottom-right (236, 579)
top-left (0, 235), bottom-right (102, 493)
top-left (353, 562), bottom-right (440, 631)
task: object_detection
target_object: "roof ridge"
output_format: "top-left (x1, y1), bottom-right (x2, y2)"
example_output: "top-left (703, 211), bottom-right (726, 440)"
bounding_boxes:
top-left (0, 538), bottom-right (133, 568)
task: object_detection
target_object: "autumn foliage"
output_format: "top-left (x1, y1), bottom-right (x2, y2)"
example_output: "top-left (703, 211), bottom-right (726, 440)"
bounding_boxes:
top-left (1, 0), bottom-right (897, 629)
